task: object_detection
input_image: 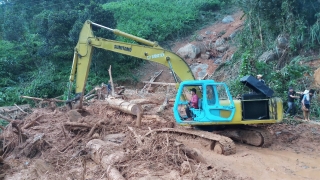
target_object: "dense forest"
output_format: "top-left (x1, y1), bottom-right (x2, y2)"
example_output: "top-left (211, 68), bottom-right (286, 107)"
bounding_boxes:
top-left (0, 0), bottom-right (222, 106)
top-left (0, 0), bottom-right (320, 114)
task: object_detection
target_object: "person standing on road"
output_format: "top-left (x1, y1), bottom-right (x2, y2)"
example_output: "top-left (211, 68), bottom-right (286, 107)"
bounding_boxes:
top-left (301, 89), bottom-right (315, 121)
top-left (285, 87), bottom-right (300, 116)
top-left (256, 74), bottom-right (265, 84)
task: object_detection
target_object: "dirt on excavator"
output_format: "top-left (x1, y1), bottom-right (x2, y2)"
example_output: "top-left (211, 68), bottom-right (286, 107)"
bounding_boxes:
top-left (1, 11), bottom-right (320, 180)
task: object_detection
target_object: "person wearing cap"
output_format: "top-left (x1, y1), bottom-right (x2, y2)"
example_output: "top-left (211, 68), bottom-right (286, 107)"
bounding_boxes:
top-left (285, 87), bottom-right (300, 116)
top-left (301, 89), bottom-right (315, 121)
top-left (256, 74), bottom-right (265, 84)
top-left (185, 88), bottom-right (199, 120)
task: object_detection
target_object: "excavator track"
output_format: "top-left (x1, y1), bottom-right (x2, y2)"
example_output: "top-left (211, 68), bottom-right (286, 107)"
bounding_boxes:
top-left (146, 128), bottom-right (236, 155)
top-left (217, 127), bottom-right (273, 147)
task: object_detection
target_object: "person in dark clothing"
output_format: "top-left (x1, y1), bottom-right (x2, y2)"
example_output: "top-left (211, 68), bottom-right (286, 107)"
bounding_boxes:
top-left (285, 87), bottom-right (300, 116)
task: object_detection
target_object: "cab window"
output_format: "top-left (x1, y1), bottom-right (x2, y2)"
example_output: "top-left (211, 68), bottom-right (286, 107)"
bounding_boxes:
top-left (206, 85), bottom-right (216, 105)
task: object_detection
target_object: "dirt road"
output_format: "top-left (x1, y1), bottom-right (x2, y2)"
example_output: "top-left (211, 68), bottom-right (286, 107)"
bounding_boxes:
top-left (180, 122), bottom-right (320, 180)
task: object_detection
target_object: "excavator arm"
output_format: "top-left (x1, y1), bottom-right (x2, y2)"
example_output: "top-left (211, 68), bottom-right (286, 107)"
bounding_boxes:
top-left (69, 20), bottom-right (195, 97)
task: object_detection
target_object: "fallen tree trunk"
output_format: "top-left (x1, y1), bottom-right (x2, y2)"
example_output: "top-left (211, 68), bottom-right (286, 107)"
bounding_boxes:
top-left (0, 104), bottom-right (30, 113)
top-left (129, 99), bottom-right (160, 105)
top-left (0, 114), bottom-right (13, 123)
top-left (142, 115), bottom-right (166, 122)
top-left (142, 81), bottom-right (176, 86)
top-left (14, 104), bottom-right (27, 113)
top-left (108, 65), bottom-right (115, 97)
top-left (23, 115), bottom-right (43, 129)
top-left (157, 86), bottom-right (169, 114)
top-left (103, 98), bottom-right (143, 128)
top-left (64, 122), bottom-right (91, 129)
top-left (141, 70), bottom-right (163, 93)
top-left (86, 139), bottom-right (126, 180)
top-left (20, 96), bottom-right (66, 103)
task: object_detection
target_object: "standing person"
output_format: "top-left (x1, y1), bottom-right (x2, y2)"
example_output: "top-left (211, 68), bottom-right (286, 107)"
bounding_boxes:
top-left (185, 88), bottom-right (199, 120)
top-left (301, 89), bottom-right (315, 121)
top-left (285, 87), bottom-right (299, 116)
top-left (256, 74), bottom-right (265, 84)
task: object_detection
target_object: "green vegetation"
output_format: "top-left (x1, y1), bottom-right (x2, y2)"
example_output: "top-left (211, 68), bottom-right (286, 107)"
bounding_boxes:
top-left (223, 0), bottom-right (320, 118)
top-left (0, 0), bottom-right (227, 107)
top-left (103, 0), bottom-right (222, 42)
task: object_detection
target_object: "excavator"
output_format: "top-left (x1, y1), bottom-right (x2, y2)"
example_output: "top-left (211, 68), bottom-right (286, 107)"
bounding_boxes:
top-left (68, 20), bottom-right (283, 155)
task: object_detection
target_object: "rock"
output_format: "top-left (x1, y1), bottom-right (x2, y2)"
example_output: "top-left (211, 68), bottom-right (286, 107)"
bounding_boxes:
top-left (229, 30), bottom-right (238, 39)
top-left (218, 30), bottom-right (226, 37)
top-left (180, 161), bottom-right (190, 175)
top-left (215, 38), bottom-right (225, 47)
top-left (177, 44), bottom-right (200, 59)
top-left (168, 170), bottom-right (181, 180)
top-left (103, 133), bottom-right (126, 144)
top-left (258, 50), bottom-right (277, 63)
top-left (196, 35), bottom-right (205, 41)
top-left (194, 42), bottom-right (207, 53)
top-left (68, 110), bottom-right (82, 122)
top-left (222, 15), bottom-right (234, 24)
top-left (190, 63), bottom-right (208, 78)
top-left (276, 34), bottom-right (289, 50)
top-left (205, 30), bottom-right (212, 35)
top-left (214, 58), bottom-right (222, 64)
top-left (32, 159), bottom-right (54, 176)
top-left (201, 54), bottom-right (210, 59)
top-left (216, 46), bottom-right (229, 53)
top-left (92, 133), bottom-right (100, 139)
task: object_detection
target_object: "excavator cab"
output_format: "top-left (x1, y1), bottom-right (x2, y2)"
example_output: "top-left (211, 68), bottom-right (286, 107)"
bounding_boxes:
top-left (173, 80), bottom-right (236, 125)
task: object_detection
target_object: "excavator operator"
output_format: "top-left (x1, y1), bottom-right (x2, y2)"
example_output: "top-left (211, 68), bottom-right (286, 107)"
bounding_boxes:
top-left (185, 88), bottom-right (199, 120)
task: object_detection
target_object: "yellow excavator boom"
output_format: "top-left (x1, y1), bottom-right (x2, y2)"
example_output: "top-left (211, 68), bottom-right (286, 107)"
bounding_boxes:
top-left (69, 20), bottom-right (195, 96)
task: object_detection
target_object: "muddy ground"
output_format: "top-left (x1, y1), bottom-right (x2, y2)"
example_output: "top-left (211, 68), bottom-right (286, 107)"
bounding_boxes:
top-left (1, 89), bottom-right (320, 180)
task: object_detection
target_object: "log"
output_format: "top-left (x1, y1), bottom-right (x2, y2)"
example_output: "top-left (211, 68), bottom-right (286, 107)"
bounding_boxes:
top-left (116, 88), bottom-right (125, 95)
top-left (85, 94), bottom-right (96, 100)
top-left (108, 65), bottom-right (115, 97)
top-left (103, 98), bottom-right (143, 128)
top-left (84, 88), bottom-right (96, 98)
top-left (87, 120), bottom-right (103, 138)
top-left (141, 70), bottom-right (163, 93)
top-left (14, 104), bottom-right (27, 113)
top-left (181, 146), bottom-right (207, 164)
top-left (175, 142), bottom-right (207, 164)
top-left (129, 99), bottom-right (160, 105)
top-left (86, 139), bottom-right (126, 180)
top-left (142, 81), bottom-right (176, 86)
top-left (142, 115), bottom-right (166, 122)
top-left (64, 122), bottom-right (92, 129)
top-left (201, 73), bottom-right (208, 80)
top-left (157, 86), bottom-right (169, 113)
top-left (157, 97), bottom-right (168, 113)
top-left (23, 115), bottom-right (43, 129)
top-left (20, 96), bottom-right (66, 103)
top-left (0, 114), bottom-right (13, 122)
top-left (0, 104), bottom-right (30, 113)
